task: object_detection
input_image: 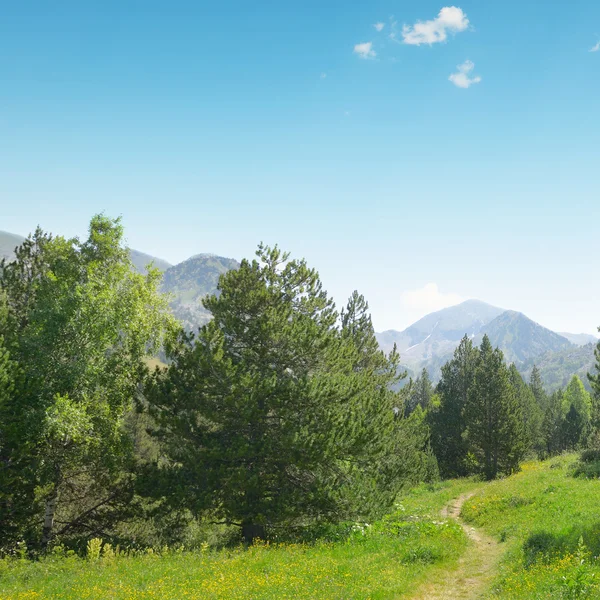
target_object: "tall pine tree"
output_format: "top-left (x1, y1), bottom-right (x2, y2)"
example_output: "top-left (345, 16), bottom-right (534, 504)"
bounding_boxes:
top-left (429, 336), bottom-right (478, 478)
top-left (464, 336), bottom-right (527, 480)
top-left (144, 246), bottom-right (411, 544)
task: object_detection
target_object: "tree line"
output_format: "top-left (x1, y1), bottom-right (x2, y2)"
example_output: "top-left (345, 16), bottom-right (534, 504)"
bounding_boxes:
top-left (1, 215), bottom-right (599, 552)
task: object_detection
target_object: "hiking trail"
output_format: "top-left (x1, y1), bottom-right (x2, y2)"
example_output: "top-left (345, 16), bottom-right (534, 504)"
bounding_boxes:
top-left (409, 492), bottom-right (503, 600)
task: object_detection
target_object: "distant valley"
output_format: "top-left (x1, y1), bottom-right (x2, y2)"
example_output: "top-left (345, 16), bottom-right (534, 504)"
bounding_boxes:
top-left (1, 230), bottom-right (596, 391)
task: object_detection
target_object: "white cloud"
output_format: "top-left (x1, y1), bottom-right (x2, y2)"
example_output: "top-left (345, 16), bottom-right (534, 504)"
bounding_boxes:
top-left (590, 40), bottom-right (600, 52)
top-left (449, 59), bottom-right (481, 88)
top-left (402, 6), bottom-right (469, 45)
top-left (353, 41), bottom-right (376, 59)
top-left (400, 283), bottom-right (465, 313)
top-left (374, 22), bottom-right (385, 32)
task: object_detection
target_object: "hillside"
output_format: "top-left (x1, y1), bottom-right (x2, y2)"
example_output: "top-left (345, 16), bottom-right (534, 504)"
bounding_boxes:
top-left (558, 332), bottom-right (599, 346)
top-left (161, 254), bottom-right (240, 331)
top-left (0, 231), bottom-right (25, 262)
top-left (521, 342), bottom-right (597, 392)
top-left (129, 249), bottom-right (172, 275)
top-left (478, 310), bottom-right (573, 364)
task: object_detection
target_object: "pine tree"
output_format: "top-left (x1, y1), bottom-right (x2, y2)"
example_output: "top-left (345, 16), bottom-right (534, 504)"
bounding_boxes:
top-left (509, 364), bottom-right (543, 456)
top-left (588, 329), bottom-right (600, 434)
top-left (464, 336), bottom-right (527, 480)
top-left (144, 246), bottom-right (411, 544)
top-left (541, 390), bottom-right (565, 457)
top-left (429, 336), bottom-right (478, 478)
top-left (406, 369), bottom-right (434, 415)
top-left (529, 365), bottom-right (548, 411)
top-left (560, 376), bottom-right (592, 448)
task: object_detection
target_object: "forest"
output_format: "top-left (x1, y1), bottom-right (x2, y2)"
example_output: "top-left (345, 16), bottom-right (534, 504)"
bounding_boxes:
top-left (1, 215), bottom-right (600, 598)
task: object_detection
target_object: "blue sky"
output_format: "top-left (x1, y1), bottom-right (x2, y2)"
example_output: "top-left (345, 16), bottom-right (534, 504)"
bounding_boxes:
top-left (1, 1), bottom-right (599, 334)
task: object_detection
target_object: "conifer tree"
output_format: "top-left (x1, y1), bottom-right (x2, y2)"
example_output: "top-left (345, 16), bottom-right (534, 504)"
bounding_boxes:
top-left (144, 246), bottom-right (410, 544)
top-left (509, 364), bottom-right (543, 456)
top-left (529, 365), bottom-right (548, 411)
top-left (406, 369), bottom-right (434, 415)
top-left (429, 336), bottom-right (478, 478)
top-left (560, 376), bottom-right (592, 448)
top-left (541, 390), bottom-right (565, 457)
top-left (588, 329), bottom-right (600, 433)
top-left (464, 336), bottom-right (527, 480)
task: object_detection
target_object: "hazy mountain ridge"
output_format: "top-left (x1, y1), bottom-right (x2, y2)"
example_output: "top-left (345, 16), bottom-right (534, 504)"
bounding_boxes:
top-left (160, 254), bottom-right (240, 330)
top-left (558, 332), bottom-right (599, 346)
top-left (377, 300), bottom-right (597, 390)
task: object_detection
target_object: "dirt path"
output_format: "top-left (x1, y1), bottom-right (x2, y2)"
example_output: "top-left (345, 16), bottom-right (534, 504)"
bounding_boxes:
top-left (409, 492), bottom-right (503, 600)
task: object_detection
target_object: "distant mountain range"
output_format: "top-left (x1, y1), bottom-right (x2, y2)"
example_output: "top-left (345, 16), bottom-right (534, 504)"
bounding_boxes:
top-left (2, 230), bottom-right (597, 391)
top-left (376, 300), bottom-right (597, 391)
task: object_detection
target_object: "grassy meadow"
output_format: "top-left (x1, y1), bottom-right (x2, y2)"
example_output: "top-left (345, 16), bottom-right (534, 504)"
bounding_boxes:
top-left (3, 455), bottom-right (600, 599)
top-left (0, 480), bottom-right (474, 600)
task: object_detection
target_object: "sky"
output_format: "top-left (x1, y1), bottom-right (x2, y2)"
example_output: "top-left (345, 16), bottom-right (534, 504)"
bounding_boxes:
top-left (1, 1), bottom-right (599, 335)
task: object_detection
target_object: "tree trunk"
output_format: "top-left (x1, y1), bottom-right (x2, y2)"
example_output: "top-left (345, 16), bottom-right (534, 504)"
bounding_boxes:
top-left (41, 486), bottom-right (59, 550)
top-left (242, 522), bottom-right (266, 545)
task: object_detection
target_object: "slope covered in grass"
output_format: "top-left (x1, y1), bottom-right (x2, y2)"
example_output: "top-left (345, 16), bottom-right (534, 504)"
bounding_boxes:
top-left (0, 480), bottom-right (475, 600)
top-left (461, 454), bottom-right (600, 598)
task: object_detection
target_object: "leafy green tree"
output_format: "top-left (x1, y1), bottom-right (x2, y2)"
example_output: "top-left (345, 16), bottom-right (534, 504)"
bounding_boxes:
top-left (0, 216), bottom-right (175, 549)
top-left (144, 246), bottom-right (412, 544)
top-left (429, 336), bottom-right (478, 478)
top-left (464, 336), bottom-right (527, 480)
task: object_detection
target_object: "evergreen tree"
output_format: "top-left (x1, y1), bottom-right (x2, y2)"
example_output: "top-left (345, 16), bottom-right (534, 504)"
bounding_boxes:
top-left (144, 246), bottom-right (412, 544)
top-left (464, 336), bottom-right (527, 480)
top-left (560, 376), bottom-right (592, 448)
top-left (406, 369), bottom-right (434, 415)
top-left (0, 216), bottom-right (175, 549)
top-left (429, 336), bottom-right (478, 478)
top-left (541, 390), bottom-right (565, 457)
top-left (509, 364), bottom-right (543, 456)
top-left (587, 329), bottom-right (600, 434)
top-left (529, 365), bottom-right (548, 411)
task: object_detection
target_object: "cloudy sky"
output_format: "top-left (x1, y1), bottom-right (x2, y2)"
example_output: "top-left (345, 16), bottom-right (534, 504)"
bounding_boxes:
top-left (1, 1), bottom-right (599, 334)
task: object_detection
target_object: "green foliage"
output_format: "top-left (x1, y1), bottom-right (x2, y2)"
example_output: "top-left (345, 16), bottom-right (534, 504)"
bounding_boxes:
top-left (465, 336), bottom-right (527, 479)
top-left (0, 216), bottom-right (177, 550)
top-left (405, 368), bottom-right (434, 415)
top-left (429, 335), bottom-right (478, 478)
top-left (144, 245), bottom-right (422, 543)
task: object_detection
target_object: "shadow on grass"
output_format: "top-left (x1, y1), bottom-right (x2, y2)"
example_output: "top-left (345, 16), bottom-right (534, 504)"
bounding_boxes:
top-left (523, 522), bottom-right (600, 567)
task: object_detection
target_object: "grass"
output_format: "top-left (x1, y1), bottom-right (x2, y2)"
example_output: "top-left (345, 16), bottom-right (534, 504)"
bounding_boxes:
top-left (0, 480), bottom-right (474, 600)
top-left (461, 454), bottom-right (600, 599)
top-left (5, 455), bottom-right (600, 599)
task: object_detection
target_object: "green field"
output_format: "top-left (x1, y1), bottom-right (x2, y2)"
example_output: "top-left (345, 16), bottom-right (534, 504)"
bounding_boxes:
top-left (2, 455), bottom-right (600, 599)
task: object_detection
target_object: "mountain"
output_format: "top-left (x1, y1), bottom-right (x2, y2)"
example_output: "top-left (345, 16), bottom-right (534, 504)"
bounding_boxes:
top-left (558, 332), bottom-right (599, 347)
top-left (376, 300), bottom-right (505, 370)
top-left (129, 249), bottom-right (171, 275)
top-left (521, 343), bottom-right (597, 393)
top-left (376, 300), bottom-right (588, 390)
top-left (478, 311), bottom-right (572, 364)
top-left (0, 231), bottom-right (25, 262)
top-left (161, 254), bottom-right (240, 330)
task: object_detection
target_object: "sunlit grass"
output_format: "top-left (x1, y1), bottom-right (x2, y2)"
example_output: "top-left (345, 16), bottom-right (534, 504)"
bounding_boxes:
top-left (0, 481), bottom-right (474, 600)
